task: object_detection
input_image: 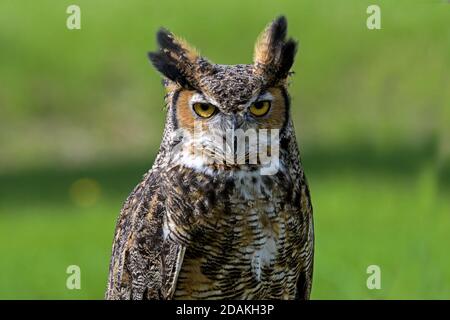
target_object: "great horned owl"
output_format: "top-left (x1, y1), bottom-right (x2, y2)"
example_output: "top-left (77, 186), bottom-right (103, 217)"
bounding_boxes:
top-left (106, 16), bottom-right (314, 300)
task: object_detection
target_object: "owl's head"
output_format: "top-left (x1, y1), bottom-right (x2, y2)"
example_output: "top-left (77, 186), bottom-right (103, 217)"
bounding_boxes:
top-left (148, 16), bottom-right (298, 174)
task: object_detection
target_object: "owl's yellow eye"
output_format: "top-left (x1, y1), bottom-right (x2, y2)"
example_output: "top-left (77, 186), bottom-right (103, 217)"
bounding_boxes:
top-left (249, 101), bottom-right (271, 117)
top-left (193, 103), bottom-right (216, 118)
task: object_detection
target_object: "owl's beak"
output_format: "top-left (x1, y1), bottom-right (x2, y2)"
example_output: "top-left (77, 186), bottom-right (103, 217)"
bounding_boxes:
top-left (230, 113), bottom-right (244, 130)
top-left (227, 114), bottom-right (239, 155)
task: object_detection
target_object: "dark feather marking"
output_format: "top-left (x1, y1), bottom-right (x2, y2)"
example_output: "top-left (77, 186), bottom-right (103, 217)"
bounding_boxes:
top-left (280, 86), bottom-right (291, 132)
top-left (295, 270), bottom-right (308, 300)
top-left (148, 51), bottom-right (191, 88)
top-left (170, 88), bottom-right (181, 130)
top-left (277, 39), bottom-right (298, 79)
top-left (257, 16), bottom-right (298, 85)
top-left (156, 28), bottom-right (184, 56)
top-left (147, 28), bottom-right (198, 88)
top-left (269, 16), bottom-right (288, 52)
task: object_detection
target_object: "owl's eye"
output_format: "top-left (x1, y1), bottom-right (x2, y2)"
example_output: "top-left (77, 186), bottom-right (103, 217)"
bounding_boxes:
top-left (193, 103), bottom-right (217, 118)
top-left (249, 101), bottom-right (271, 117)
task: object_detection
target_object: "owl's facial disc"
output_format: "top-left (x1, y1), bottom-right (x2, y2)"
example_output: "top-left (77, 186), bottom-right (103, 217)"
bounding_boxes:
top-left (172, 87), bottom-right (286, 172)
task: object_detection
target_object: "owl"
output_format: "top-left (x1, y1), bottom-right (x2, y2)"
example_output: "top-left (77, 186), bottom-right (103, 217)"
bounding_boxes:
top-left (105, 16), bottom-right (314, 300)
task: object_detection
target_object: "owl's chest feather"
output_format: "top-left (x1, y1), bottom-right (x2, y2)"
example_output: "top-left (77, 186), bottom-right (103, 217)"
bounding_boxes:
top-left (173, 170), bottom-right (300, 299)
top-left (230, 173), bottom-right (284, 277)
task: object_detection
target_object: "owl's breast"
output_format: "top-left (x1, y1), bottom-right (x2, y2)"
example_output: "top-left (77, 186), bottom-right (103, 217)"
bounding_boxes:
top-left (173, 169), bottom-right (303, 299)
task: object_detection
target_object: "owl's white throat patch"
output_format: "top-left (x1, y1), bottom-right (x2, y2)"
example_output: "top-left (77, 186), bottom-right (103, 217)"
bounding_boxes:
top-left (170, 124), bottom-right (281, 176)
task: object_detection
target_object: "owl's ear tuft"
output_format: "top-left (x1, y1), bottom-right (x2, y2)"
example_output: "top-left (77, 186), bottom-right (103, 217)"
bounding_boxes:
top-left (278, 38), bottom-right (297, 79)
top-left (148, 28), bottom-right (202, 89)
top-left (253, 16), bottom-right (298, 84)
top-left (148, 50), bottom-right (191, 88)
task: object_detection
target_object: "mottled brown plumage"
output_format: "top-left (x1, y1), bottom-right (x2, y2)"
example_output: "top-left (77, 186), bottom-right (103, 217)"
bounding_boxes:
top-left (106, 16), bottom-right (314, 300)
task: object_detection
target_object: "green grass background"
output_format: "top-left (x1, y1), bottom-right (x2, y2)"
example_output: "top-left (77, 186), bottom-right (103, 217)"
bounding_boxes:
top-left (0, 0), bottom-right (449, 299)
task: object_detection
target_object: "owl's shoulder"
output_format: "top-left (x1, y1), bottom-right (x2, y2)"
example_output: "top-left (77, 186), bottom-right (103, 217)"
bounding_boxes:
top-left (106, 167), bottom-right (184, 299)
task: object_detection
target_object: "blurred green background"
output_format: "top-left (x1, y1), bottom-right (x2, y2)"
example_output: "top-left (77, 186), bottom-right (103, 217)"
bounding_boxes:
top-left (0, 0), bottom-right (449, 299)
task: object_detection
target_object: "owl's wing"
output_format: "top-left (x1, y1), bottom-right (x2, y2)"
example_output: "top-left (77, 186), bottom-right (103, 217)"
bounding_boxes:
top-left (105, 169), bottom-right (185, 300)
top-left (295, 178), bottom-right (315, 300)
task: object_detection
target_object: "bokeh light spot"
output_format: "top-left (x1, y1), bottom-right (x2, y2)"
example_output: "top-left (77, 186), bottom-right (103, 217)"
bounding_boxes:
top-left (69, 178), bottom-right (101, 207)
